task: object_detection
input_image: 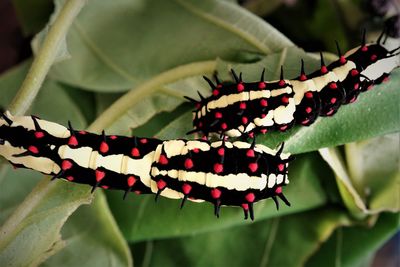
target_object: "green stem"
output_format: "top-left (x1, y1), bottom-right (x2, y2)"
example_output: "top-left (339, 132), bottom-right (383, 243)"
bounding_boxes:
top-left (88, 60), bottom-right (217, 132)
top-left (8, 0), bottom-right (86, 115)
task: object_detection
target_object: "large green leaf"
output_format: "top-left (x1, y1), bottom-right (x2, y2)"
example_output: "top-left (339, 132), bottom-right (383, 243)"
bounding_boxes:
top-left (131, 207), bottom-right (351, 267)
top-left (47, 0), bottom-right (292, 92)
top-left (108, 152), bottom-right (328, 242)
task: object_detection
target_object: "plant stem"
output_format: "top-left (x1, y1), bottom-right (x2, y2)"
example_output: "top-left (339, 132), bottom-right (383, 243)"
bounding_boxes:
top-left (8, 0), bottom-right (86, 115)
top-left (88, 60), bottom-right (217, 132)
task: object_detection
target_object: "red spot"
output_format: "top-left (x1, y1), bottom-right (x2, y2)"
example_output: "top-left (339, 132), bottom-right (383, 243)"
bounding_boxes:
top-left (215, 112), bottom-right (222, 119)
top-left (28, 146), bottom-right (39, 154)
top-left (339, 56), bottom-right (346, 64)
top-left (242, 117), bottom-right (248, 124)
top-left (302, 119), bottom-right (310, 125)
top-left (100, 141), bottom-right (109, 153)
top-left (370, 54), bottom-right (377, 61)
top-left (239, 102), bottom-right (246, 109)
top-left (218, 148), bottom-right (225, 156)
top-left (354, 83), bottom-right (360, 90)
top-left (140, 138), bottom-right (148, 144)
top-left (79, 131), bottom-right (87, 135)
top-left (278, 80), bottom-right (286, 87)
top-left (221, 123), bottom-right (227, 130)
top-left (127, 176), bottom-right (136, 187)
top-left (211, 188), bottom-right (221, 199)
top-left (281, 96), bottom-right (289, 104)
top-left (68, 136), bottom-right (78, 146)
top-left (245, 193), bottom-right (256, 203)
top-left (61, 160), bottom-right (72, 170)
top-left (212, 89), bottom-right (219, 96)
top-left (275, 187), bottom-right (282, 194)
top-left (248, 132), bottom-right (254, 138)
top-left (182, 183), bottom-right (192, 194)
top-left (184, 158), bottom-right (194, 169)
top-left (157, 179), bottom-right (167, 190)
top-left (280, 125), bottom-right (288, 131)
top-left (35, 132), bottom-right (44, 138)
top-left (260, 99), bottom-right (268, 107)
top-left (326, 109), bottom-right (335, 116)
top-left (361, 46), bottom-right (368, 52)
top-left (159, 155), bottom-right (168, 165)
top-left (351, 69), bottom-right (359, 76)
top-left (330, 98), bottom-right (337, 104)
top-left (258, 82), bottom-right (266, 89)
top-left (134, 190), bottom-right (141, 195)
top-left (246, 149), bottom-right (255, 158)
top-left (305, 92), bottom-right (313, 98)
top-left (299, 74), bottom-right (307, 81)
top-left (193, 148), bottom-right (200, 153)
top-left (202, 135), bottom-right (208, 140)
top-left (261, 114), bottom-right (266, 118)
top-left (320, 66), bottom-right (328, 74)
top-left (131, 147), bottom-right (140, 157)
top-left (305, 107), bottom-right (312, 114)
top-left (95, 170), bottom-right (105, 182)
top-left (383, 76), bottom-right (390, 83)
top-left (260, 129), bottom-right (267, 134)
top-left (237, 83), bottom-right (245, 92)
top-left (195, 103), bottom-right (201, 109)
top-left (214, 163), bottom-right (223, 173)
top-left (66, 176), bottom-right (74, 181)
top-left (329, 83), bottom-right (337, 89)
top-left (278, 164), bottom-right (285, 171)
top-left (242, 203), bottom-right (249, 210)
top-left (110, 135), bottom-right (117, 140)
top-left (248, 163), bottom-right (258, 172)
top-left (102, 185), bottom-right (109, 189)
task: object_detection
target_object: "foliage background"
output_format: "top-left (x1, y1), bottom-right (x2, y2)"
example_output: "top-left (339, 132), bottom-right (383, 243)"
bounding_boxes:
top-left (0, 0), bottom-right (399, 266)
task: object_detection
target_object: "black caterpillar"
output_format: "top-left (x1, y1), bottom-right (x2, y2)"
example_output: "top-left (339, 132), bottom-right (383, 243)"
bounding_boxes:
top-left (0, 112), bottom-right (293, 220)
top-left (186, 31), bottom-right (400, 138)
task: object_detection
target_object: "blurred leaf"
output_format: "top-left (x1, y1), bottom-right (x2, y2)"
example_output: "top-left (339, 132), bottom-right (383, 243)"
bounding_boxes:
top-left (47, 0), bottom-right (293, 92)
top-left (108, 152), bottom-right (328, 242)
top-left (132, 207), bottom-right (351, 267)
top-left (305, 213), bottom-right (400, 267)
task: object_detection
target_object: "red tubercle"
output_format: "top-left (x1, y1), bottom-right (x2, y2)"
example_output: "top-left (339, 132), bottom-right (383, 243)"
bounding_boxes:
top-left (261, 114), bottom-right (266, 118)
top-left (215, 112), bottom-right (222, 119)
top-left (157, 179), bottom-right (167, 190)
top-left (68, 136), bottom-right (78, 146)
top-left (61, 160), bottom-right (73, 170)
top-left (354, 83), bottom-right (360, 90)
top-left (79, 130), bottom-right (87, 135)
top-left (237, 83), bottom-right (245, 92)
top-left (184, 158), bottom-right (194, 169)
top-left (66, 176), bottom-right (74, 181)
top-left (326, 109), bottom-right (335, 116)
top-left (217, 147), bottom-right (225, 156)
top-left (279, 125), bottom-right (288, 131)
top-left (127, 176), bottom-right (136, 187)
top-left (134, 190), bottom-right (141, 195)
top-left (28, 146), bottom-right (39, 154)
top-left (278, 164), bottom-right (285, 172)
top-left (299, 74), bottom-right (307, 81)
top-left (248, 163), bottom-right (258, 172)
top-left (278, 80), bottom-right (286, 87)
top-left (246, 149), bottom-right (255, 158)
top-left (281, 96), bottom-right (289, 104)
top-left (212, 89), bottom-right (219, 96)
top-left (193, 148), bottom-right (200, 153)
top-left (195, 103), bottom-right (201, 109)
top-left (99, 141), bottom-right (109, 153)
top-left (301, 119), bottom-right (310, 125)
top-left (239, 102), bottom-right (246, 109)
top-left (320, 66), bottom-right (328, 74)
top-left (242, 117), bottom-right (248, 124)
top-left (217, 84), bottom-right (222, 89)
top-left (370, 54), bottom-right (377, 62)
top-left (329, 82), bottom-right (337, 89)
top-left (248, 132), bottom-right (254, 138)
top-left (260, 99), bottom-right (268, 107)
top-left (275, 187), bottom-right (282, 194)
top-left (101, 185), bottom-right (109, 189)
top-left (110, 135), bottom-right (118, 140)
top-left (221, 123), bottom-right (227, 130)
top-left (34, 131), bottom-right (44, 138)
top-left (241, 203), bottom-right (249, 210)
top-left (201, 135), bottom-right (208, 140)
top-left (305, 107), bottom-right (312, 114)
top-left (258, 82), bottom-right (266, 89)
top-left (330, 98), bottom-right (337, 104)
top-left (140, 138), bottom-right (148, 144)
top-left (214, 163), bottom-right (223, 173)
top-left (260, 128), bottom-right (267, 134)
top-left (211, 188), bottom-right (221, 199)
top-left (159, 154), bottom-right (169, 165)
top-left (383, 76), bottom-right (390, 83)
top-left (339, 56), bottom-right (347, 64)
top-left (131, 147), bottom-right (140, 157)
top-left (245, 193), bottom-right (256, 203)
top-left (182, 183), bottom-right (192, 195)
top-left (350, 69), bottom-right (359, 76)
top-left (349, 96), bottom-right (357, 103)
top-left (95, 169), bottom-right (106, 182)
top-left (305, 92), bottom-right (313, 98)
top-left (361, 46), bottom-right (368, 52)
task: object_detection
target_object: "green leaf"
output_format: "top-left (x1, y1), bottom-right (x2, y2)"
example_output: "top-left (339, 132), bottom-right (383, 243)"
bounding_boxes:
top-left (48, 0), bottom-right (292, 92)
top-left (132, 207), bottom-right (351, 267)
top-left (305, 213), bottom-right (400, 267)
top-left (108, 152), bottom-right (328, 242)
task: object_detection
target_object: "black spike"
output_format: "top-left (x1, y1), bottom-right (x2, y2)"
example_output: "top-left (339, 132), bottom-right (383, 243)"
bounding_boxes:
top-left (203, 76), bottom-right (216, 89)
top-left (102, 130), bottom-right (106, 142)
top-left (13, 151), bottom-right (32, 158)
top-left (1, 112), bottom-right (12, 125)
top-left (280, 65), bottom-right (284, 80)
top-left (213, 73), bottom-right (221, 85)
top-left (361, 29), bottom-right (366, 47)
top-left (214, 200), bottom-right (221, 218)
top-left (278, 193), bottom-right (291, 206)
top-left (335, 40), bottom-right (342, 57)
top-left (91, 182), bottom-right (100, 193)
top-left (155, 189), bottom-right (163, 202)
top-left (260, 68), bottom-right (265, 81)
top-left (300, 59), bottom-right (305, 75)
top-left (183, 96), bottom-right (198, 104)
top-left (31, 116), bottom-right (42, 131)
top-left (272, 196), bottom-right (279, 210)
top-left (276, 142), bottom-right (285, 156)
top-left (180, 195), bottom-right (188, 209)
top-left (243, 207), bottom-right (249, 220)
top-left (239, 72), bottom-right (243, 82)
top-left (68, 120), bottom-right (75, 135)
top-left (231, 69), bottom-right (240, 83)
top-left (51, 170), bottom-right (65, 181)
top-left (250, 137), bottom-right (256, 149)
top-left (282, 155), bottom-right (296, 163)
top-left (249, 203), bottom-right (254, 221)
top-left (377, 27), bottom-right (385, 45)
top-left (197, 91), bottom-right (205, 101)
top-left (123, 187), bottom-right (132, 200)
top-left (320, 51), bottom-right (325, 67)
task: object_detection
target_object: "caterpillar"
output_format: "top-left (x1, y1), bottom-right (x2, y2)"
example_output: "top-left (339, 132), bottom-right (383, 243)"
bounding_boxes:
top-left (0, 112), bottom-right (293, 220)
top-left (186, 31), bottom-right (400, 138)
